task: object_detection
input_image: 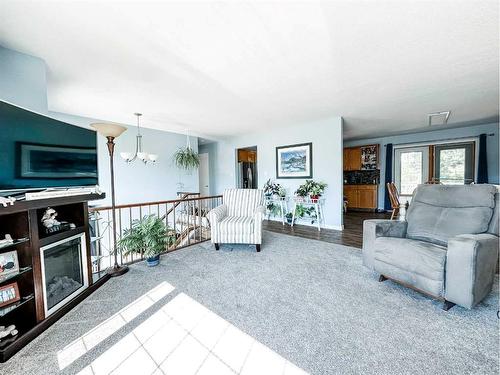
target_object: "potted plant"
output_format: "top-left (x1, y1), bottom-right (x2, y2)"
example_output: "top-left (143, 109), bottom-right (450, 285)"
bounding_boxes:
top-left (285, 212), bottom-right (295, 225)
top-left (294, 184), bottom-right (309, 198)
top-left (263, 180), bottom-right (286, 199)
top-left (263, 179), bottom-right (274, 198)
top-left (295, 180), bottom-right (327, 200)
top-left (293, 204), bottom-right (318, 224)
top-left (173, 146), bottom-right (200, 170)
top-left (117, 215), bottom-right (175, 267)
top-left (309, 181), bottom-right (327, 200)
top-left (277, 185), bottom-right (287, 198)
top-left (266, 202), bottom-right (281, 217)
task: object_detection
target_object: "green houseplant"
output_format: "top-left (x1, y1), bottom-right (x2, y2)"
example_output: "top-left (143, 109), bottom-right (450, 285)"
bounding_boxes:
top-left (294, 204), bottom-right (318, 224)
top-left (285, 212), bottom-right (295, 225)
top-left (295, 180), bottom-right (327, 200)
top-left (173, 132), bottom-right (200, 170)
top-left (263, 179), bottom-right (286, 198)
top-left (117, 215), bottom-right (176, 267)
top-left (173, 146), bottom-right (200, 170)
top-left (309, 181), bottom-right (327, 200)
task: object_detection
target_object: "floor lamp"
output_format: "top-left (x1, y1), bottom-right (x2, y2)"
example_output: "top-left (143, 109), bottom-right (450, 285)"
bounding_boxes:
top-left (91, 122), bottom-right (129, 277)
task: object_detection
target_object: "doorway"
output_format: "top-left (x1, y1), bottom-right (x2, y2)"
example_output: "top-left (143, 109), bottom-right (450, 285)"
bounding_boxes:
top-left (236, 146), bottom-right (258, 189)
top-left (198, 152), bottom-right (210, 196)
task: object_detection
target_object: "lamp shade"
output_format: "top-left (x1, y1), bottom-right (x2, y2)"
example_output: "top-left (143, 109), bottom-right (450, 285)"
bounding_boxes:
top-left (91, 123), bottom-right (127, 138)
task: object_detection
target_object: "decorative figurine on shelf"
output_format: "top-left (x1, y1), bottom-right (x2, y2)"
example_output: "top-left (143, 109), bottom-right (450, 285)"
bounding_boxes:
top-left (0, 325), bottom-right (18, 340)
top-left (0, 196), bottom-right (15, 208)
top-left (0, 234), bottom-right (14, 249)
top-left (41, 208), bottom-right (61, 229)
top-left (41, 207), bottom-right (76, 234)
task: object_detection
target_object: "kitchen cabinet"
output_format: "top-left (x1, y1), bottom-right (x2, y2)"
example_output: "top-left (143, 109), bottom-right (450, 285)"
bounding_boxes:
top-left (238, 149), bottom-right (256, 163)
top-left (343, 148), bottom-right (362, 171)
top-left (343, 145), bottom-right (378, 171)
top-left (343, 185), bottom-right (378, 210)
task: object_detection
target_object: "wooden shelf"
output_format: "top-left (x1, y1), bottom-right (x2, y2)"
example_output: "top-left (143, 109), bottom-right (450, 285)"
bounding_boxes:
top-left (0, 192), bottom-right (106, 362)
top-left (39, 226), bottom-right (85, 247)
top-left (0, 193), bottom-right (104, 215)
top-left (0, 238), bottom-right (29, 253)
top-left (0, 267), bottom-right (32, 285)
top-left (0, 294), bottom-right (34, 318)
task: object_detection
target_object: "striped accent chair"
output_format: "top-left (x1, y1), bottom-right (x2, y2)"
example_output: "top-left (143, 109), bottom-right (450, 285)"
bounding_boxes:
top-left (207, 189), bottom-right (266, 252)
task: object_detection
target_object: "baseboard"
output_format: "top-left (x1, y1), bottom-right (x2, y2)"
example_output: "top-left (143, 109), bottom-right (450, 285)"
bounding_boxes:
top-left (323, 224), bottom-right (344, 231)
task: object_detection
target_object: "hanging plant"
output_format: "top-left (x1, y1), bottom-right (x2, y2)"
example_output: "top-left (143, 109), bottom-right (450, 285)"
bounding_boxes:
top-left (173, 131), bottom-right (200, 170)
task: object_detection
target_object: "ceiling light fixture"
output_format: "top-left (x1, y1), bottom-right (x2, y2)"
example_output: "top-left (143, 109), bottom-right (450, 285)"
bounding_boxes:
top-left (120, 113), bottom-right (158, 164)
top-left (428, 111), bottom-right (451, 126)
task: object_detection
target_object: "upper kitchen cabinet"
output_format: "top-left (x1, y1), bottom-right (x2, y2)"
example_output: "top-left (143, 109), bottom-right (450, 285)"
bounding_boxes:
top-left (343, 144), bottom-right (379, 171)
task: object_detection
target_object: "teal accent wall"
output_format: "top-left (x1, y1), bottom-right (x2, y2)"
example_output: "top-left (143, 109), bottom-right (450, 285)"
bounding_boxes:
top-left (0, 101), bottom-right (98, 190)
top-left (344, 122), bottom-right (500, 209)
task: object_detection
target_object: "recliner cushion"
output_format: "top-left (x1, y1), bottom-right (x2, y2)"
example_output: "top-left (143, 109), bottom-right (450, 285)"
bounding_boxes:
top-left (406, 184), bottom-right (496, 246)
top-left (218, 216), bottom-right (254, 234)
top-left (373, 237), bottom-right (447, 296)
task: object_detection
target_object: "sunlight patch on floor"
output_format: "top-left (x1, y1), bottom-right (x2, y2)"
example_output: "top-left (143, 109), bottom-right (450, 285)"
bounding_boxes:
top-left (77, 292), bottom-right (308, 375)
top-left (57, 281), bottom-right (175, 370)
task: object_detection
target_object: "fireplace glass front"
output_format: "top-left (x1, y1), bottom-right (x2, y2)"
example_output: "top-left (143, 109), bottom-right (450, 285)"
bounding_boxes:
top-left (41, 233), bottom-right (88, 315)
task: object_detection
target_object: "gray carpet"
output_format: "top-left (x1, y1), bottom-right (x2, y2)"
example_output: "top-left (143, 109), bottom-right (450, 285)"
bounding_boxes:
top-left (1, 231), bottom-right (498, 375)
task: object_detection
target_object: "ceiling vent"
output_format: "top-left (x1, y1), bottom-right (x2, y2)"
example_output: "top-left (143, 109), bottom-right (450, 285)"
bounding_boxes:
top-left (428, 111), bottom-right (450, 126)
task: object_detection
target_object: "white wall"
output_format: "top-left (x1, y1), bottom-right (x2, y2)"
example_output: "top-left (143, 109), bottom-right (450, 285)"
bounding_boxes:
top-left (49, 111), bottom-right (199, 206)
top-left (0, 46), bottom-right (47, 114)
top-left (211, 117), bottom-right (344, 230)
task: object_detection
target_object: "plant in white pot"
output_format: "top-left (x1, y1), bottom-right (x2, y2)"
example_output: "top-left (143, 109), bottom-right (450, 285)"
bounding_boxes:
top-left (117, 215), bottom-right (175, 267)
top-left (173, 132), bottom-right (200, 170)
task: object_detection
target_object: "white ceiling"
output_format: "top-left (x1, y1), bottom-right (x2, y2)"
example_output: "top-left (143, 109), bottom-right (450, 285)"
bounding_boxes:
top-left (0, 1), bottom-right (498, 140)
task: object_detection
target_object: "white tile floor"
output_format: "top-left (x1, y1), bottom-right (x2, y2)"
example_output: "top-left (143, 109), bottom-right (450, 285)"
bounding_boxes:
top-left (65, 287), bottom-right (308, 375)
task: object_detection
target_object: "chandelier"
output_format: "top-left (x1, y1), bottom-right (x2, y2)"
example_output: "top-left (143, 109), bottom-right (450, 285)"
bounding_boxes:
top-left (120, 113), bottom-right (158, 164)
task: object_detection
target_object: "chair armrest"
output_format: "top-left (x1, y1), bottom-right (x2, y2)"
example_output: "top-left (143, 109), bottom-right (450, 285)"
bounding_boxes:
top-left (253, 205), bottom-right (266, 236)
top-left (362, 219), bottom-right (408, 269)
top-left (207, 204), bottom-right (228, 226)
top-left (254, 205), bottom-right (266, 221)
top-left (445, 233), bottom-right (499, 309)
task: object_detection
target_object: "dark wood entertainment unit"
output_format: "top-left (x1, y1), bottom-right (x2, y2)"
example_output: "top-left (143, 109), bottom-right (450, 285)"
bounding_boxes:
top-left (0, 193), bottom-right (107, 362)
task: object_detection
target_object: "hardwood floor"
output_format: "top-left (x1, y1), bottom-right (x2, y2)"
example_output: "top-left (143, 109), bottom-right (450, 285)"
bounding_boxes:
top-left (263, 211), bottom-right (391, 249)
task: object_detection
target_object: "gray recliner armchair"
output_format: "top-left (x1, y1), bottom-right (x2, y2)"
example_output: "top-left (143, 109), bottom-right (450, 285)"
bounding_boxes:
top-left (363, 184), bottom-right (499, 310)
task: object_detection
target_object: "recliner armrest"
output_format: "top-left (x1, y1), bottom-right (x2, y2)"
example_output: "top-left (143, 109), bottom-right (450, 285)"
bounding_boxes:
top-left (445, 233), bottom-right (499, 309)
top-left (362, 219), bottom-right (408, 269)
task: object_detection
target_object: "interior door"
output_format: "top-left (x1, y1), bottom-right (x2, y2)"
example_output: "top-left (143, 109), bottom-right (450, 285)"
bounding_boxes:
top-left (198, 153), bottom-right (210, 196)
top-left (394, 146), bottom-right (429, 197)
top-left (434, 142), bottom-right (474, 184)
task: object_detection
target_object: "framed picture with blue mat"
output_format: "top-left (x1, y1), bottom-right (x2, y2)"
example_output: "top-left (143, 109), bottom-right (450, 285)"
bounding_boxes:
top-left (276, 142), bottom-right (312, 179)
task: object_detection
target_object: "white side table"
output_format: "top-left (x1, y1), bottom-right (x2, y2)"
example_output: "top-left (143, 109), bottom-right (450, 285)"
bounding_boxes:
top-left (264, 196), bottom-right (287, 225)
top-left (291, 197), bottom-right (325, 231)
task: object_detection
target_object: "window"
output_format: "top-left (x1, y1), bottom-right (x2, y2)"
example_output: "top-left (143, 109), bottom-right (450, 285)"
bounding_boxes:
top-left (434, 143), bottom-right (474, 185)
top-left (394, 141), bottom-right (476, 196)
top-left (394, 147), bottom-right (429, 196)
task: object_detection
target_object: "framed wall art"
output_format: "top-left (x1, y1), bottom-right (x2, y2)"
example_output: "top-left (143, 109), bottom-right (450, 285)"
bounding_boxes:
top-left (276, 143), bottom-right (312, 179)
